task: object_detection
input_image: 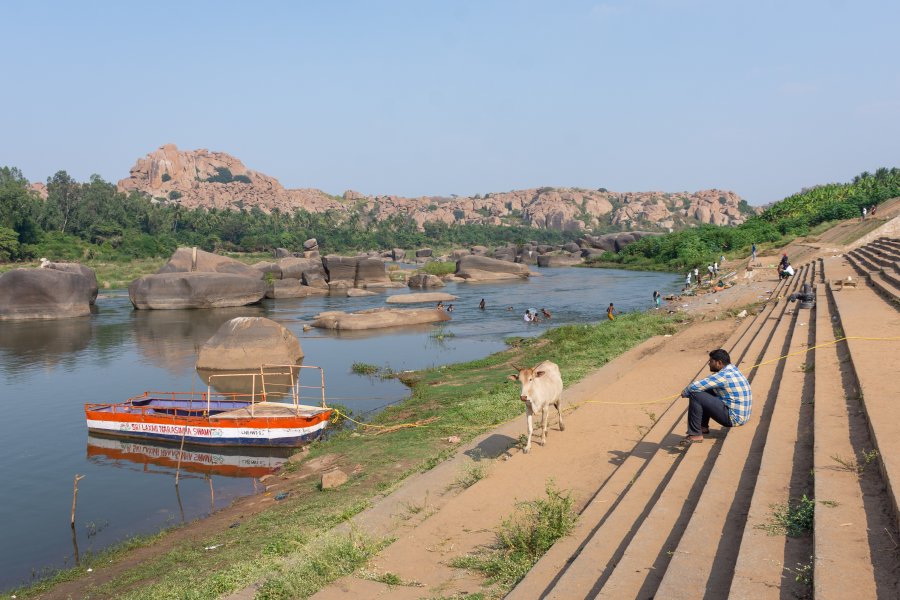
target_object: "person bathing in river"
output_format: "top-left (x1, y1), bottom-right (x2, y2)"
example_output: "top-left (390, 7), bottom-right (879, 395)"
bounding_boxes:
top-left (436, 301), bottom-right (444, 310)
top-left (479, 298), bottom-right (486, 310)
top-left (680, 349), bottom-right (752, 445)
top-left (446, 304), bottom-right (454, 313)
top-left (653, 290), bottom-right (661, 309)
top-left (523, 309), bottom-right (533, 323)
top-left (541, 307), bottom-right (552, 319)
top-left (606, 303), bottom-right (618, 321)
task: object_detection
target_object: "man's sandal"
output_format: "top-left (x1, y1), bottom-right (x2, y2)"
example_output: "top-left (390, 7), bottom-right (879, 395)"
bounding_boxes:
top-left (678, 435), bottom-right (704, 446)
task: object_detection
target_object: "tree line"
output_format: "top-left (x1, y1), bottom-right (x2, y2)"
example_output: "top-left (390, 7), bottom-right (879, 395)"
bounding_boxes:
top-left (0, 167), bottom-right (577, 262)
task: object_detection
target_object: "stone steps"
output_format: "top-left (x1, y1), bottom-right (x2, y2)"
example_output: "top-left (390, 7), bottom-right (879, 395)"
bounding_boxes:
top-left (508, 277), bottom-right (796, 600)
top-left (652, 264), bottom-right (813, 599)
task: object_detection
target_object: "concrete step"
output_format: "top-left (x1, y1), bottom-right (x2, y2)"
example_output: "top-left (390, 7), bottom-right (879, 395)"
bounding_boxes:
top-left (651, 266), bottom-right (813, 599)
top-left (870, 271), bottom-right (900, 305)
top-left (822, 256), bottom-right (900, 540)
top-left (507, 278), bottom-right (794, 600)
top-left (847, 250), bottom-right (880, 275)
top-left (810, 284), bottom-right (879, 599)
top-left (881, 266), bottom-right (900, 289)
top-left (875, 237), bottom-right (900, 253)
top-left (856, 245), bottom-right (898, 269)
top-left (728, 268), bottom-right (817, 598)
top-left (865, 241), bottom-right (900, 263)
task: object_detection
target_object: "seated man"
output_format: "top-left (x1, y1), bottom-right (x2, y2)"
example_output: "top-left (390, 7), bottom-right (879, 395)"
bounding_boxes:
top-left (680, 349), bottom-right (752, 444)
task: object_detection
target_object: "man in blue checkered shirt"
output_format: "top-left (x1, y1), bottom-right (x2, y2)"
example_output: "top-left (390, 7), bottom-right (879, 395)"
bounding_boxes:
top-left (679, 348), bottom-right (752, 444)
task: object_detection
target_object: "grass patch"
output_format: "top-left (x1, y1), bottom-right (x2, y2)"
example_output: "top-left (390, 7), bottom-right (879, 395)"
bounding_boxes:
top-left (351, 362), bottom-right (379, 376)
top-left (453, 462), bottom-right (488, 490)
top-left (831, 449), bottom-right (879, 474)
top-left (450, 482), bottom-right (576, 591)
top-left (421, 261), bottom-right (457, 276)
top-left (16, 310), bottom-right (682, 599)
top-left (755, 495), bottom-right (816, 537)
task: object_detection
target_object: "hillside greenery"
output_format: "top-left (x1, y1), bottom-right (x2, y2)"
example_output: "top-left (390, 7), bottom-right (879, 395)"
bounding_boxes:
top-left (0, 167), bottom-right (577, 263)
top-left (591, 167), bottom-right (900, 272)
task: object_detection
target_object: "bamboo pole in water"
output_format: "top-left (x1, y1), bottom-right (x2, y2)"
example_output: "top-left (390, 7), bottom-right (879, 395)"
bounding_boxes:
top-left (70, 474), bottom-right (85, 527)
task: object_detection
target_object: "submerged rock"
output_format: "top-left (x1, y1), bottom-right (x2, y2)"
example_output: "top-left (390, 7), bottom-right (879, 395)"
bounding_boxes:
top-left (310, 307), bottom-right (450, 330)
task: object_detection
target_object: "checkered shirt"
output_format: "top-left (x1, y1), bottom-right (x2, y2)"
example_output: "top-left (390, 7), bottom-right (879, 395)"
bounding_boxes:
top-left (687, 363), bottom-right (753, 426)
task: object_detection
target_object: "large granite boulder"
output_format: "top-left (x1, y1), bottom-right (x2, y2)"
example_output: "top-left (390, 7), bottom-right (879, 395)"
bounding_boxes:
top-left (492, 247), bottom-right (517, 262)
top-left (274, 248), bottom-right (292, 258)
top-left (415, 248), bottom-right (433, 258)
top-left (356, 257), bottom-right (394, 288)
top-left (0, 268), bottom-right (94, 320)
top-left (470, 245), bottom-right (489, 256)
top-left (582, 231), bottom-right (661, 253)
top-left (158, 247), bottom-right (262, 279)
top-left (196, 317), bottom-right (302, 370)
top-left (321, 255), bottom-right (358, 286)
top-left (303, 238), bottom-right (319, 251)
top-left (310, 307), bottom-right (450, 331)
top-left (537, 254), bottom-right (582, 267)
top-left (563, 242), bottom-right (581, 254)
top-left (455, 255), bottom-right (531, 281)
top-left (252, 261), bottom-right (283, 279)
top-left (407, 273), bottom-right (446, 288)
top-left (386, 292), bottom-right (458, 304)
top-left (278, 257), bottom-right (325, 281)
top-left (392, 248), bottom-right (406, 261)
top-left (40, 260), bottom-right (98, 304)
top-left (265, 279), bottom-right (329, 299)
top-left (129, 272), bottom-right (267, 309)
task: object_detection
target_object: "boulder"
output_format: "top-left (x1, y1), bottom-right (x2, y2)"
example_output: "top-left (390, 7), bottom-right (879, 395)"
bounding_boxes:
top-left (407, 273), bottom-right (446, 288)
top-left (278, 257), bottom-right (325, 281)
top-left (392, 248), bottom-right (406, 261)
top-left (0, 268), bottom-right (94, 320)
top-left (537, 254), bottom-right (582, 267)
top-left (40, 261), bottom-right (98, 304)
top-left (563, 242), bottom-right (581, 254)
top-left (310, 307), bottom-right (451, 330)
top-left (321, 255), bottom-right (358, 286)
top-left (517, 251), bottom-right (538, 265)
top-left (355, 257), bottom-right (393, 288)
top-left (302, 271), bottom-right (329, 288)
top-left (129, 272), bottom-right (267, 310)
top-left (492, 247), bottom-right (517, 262)
top-left (536, 245), bottom-right (553, 254)
top-left (265, 279), bottom-right (329, 299)
top-left (470, 245), bottom-right (489, 256)
top-left (346, 288), bottom-right (377, 297)
top-left (450, 249), bottom-right (469, 260)
top-left (274, 248), bottom-right (292, 258)
top-left (303, 250), bottom-right (320, 259)
top-left (303, 238), bottom-right (318, 251)
top-left (196, 317), bottom-right (302, 370)
top-left (415, 248), bottom-right (433, 258)
top-left (456, 255), bottom-right (531, 281)
top-left (158, 247), bottom-right (263, 279)
top-left (252, 261), bottom-right (282, 279)
top-left (321, 468), bottom-right (348, 490)
top-left (386, 292), bottom-right (458, 304)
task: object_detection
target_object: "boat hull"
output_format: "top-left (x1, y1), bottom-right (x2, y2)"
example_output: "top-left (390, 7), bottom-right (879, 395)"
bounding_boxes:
top-left (85, 402), bottom-right (332, 447)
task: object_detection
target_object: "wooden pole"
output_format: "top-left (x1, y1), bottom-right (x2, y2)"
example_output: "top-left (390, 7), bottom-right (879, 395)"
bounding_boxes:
top-left (70, 474), bottom-right (85, 528)
top-left (174, 424), bottom-right (188, 486)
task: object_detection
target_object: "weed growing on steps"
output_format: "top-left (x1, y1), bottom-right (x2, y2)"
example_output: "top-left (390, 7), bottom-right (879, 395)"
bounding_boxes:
top-left (359, 570), bottom-right (424, 587)
top-left (756, 495), bottom-right (816, 537)
top-left (830, 449), bottom-right (879, 474)
top-left (452, 462), bottom-right (488, 490)
top-left (785, 556), bottom-right (814, 586)
top-left (450, 482), bottom-right (576, 591)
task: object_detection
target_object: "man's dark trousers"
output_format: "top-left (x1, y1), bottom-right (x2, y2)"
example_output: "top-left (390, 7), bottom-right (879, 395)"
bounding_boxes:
top-left (687, 390), bottom-right (732, 435)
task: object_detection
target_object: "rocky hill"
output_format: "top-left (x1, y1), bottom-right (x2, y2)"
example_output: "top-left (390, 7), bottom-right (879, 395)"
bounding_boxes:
top-left (118, 145), bottom-right (757, 231)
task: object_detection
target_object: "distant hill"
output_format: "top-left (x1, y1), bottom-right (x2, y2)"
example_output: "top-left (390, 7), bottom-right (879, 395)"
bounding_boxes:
top-left (117, 144), bottom-right (758, 232)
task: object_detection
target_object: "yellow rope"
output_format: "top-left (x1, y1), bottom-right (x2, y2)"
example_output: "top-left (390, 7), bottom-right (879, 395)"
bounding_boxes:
top-left (326, 336), bottom-right (900, 432)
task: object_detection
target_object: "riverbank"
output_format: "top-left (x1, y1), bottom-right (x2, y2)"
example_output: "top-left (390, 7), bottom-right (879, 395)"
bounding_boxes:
top-left (14, 310), bottom-right (683, 600)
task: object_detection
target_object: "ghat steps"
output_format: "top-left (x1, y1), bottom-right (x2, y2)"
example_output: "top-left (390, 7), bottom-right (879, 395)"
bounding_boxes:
top-left (510, 237), bottom-right (900, 599)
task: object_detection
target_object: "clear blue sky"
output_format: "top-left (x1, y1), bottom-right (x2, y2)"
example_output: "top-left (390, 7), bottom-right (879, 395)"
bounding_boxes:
top-left (2, 1), bottom-right (898, 205)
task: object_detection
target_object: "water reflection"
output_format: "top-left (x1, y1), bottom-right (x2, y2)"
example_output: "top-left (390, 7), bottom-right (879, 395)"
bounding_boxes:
top-left (0, 317), bottom-right (93, 374)
top-left (86, 434), bottom-right (291, 479)
top-left (130, 306), bottom-right (267, 372)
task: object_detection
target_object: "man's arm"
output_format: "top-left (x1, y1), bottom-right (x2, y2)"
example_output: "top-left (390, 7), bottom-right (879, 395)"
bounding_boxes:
top-left (681, 370), bottom-right (727, 398)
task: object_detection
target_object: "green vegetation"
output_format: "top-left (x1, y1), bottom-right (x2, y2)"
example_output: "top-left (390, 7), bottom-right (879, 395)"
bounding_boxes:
top-left (450, 482), bottom-right (576, 589)
top-left (0, 166), bottom-right (578, 267)
top-left (421, 260), bottom-right (457, 276)
top-left (756, 495), bottom-right (816, 537)
top-left (350, 362), bottom-right (379, 376)
top-left (590, 167), bottom-right (900, 272)
top-left (14, 310), bottom-right (681, 599)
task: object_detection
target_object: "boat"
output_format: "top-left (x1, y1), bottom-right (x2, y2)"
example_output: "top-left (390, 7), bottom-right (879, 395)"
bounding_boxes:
top-left (84, 365), bottom-right (333, 447)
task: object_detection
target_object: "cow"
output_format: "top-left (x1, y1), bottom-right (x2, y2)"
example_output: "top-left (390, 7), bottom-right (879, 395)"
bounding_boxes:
top-left (508, 360), bottom-right (565, 453)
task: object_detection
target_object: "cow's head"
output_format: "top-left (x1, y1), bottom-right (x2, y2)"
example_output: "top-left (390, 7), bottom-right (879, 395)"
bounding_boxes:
top-left (508, 364), bottom-right (548, 402)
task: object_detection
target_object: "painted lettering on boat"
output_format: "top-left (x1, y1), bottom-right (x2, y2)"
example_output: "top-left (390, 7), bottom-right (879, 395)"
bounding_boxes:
top-left (127, 423), bottom-right (215, 436)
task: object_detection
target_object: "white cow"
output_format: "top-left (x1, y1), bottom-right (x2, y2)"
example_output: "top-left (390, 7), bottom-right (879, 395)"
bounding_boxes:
top-left (509, 360), bottom-right (565, 453)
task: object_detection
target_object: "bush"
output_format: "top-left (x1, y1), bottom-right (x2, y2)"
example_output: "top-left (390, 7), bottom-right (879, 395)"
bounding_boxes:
top-left (161, 173), bottom-right (171, 182)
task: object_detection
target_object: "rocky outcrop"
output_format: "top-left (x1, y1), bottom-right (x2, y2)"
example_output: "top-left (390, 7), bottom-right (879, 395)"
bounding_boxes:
top-left (455, 255), bottom-right (531, 281)
top-left (118, 145), bottom-right (755, 232)
top-left (39, 260), bottom-right (98, 304)
top-left (537, 254), bottom-right (582, 267)
top-left (0, 268), bottom-right (94, 320)
top-left (158, 247), bottom-right (262, 279)
top-left (265, 279), bottom-right (329, 299)
top-left (310, 307), bottom-right (451, 331)
top-left (386, 292), bottom-right (458, 304)
top-left (252, 261), bottom-right (282, 279)
top-left (278, 257), bottom-right (325, 281)
top-left (321, 255), bottom-right (397, 288)
top-left (581, 231), bottom-right (662, 253)
top-left (407, 273), bottom-right (445, 288)
top-left (196, 317), bottom-right (302, 370)
top-left (129, 272), bottom-right (267, 309)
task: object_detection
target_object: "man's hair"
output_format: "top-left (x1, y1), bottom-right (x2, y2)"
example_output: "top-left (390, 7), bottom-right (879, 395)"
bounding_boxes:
top-left (709, 349), bottom-right (731, 364)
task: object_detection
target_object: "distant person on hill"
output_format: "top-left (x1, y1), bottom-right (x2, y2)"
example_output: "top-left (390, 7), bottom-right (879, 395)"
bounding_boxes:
top-left (780, 264), bottom-right (795, 279)
top-left (693, 267), bottom-right (699, 282)
top-left (713, 262), bottom-right (719, 275)
top-left (479, 298), bottom-right (486, 310)
top-left (606, 303), bottom-right (618, 321)
top-left (870, 204), bottom-right (877, 216)
top-left (780, 253), bottom-right (789, 271)
top-left (862, 206), bottom-right (867, 220)
top-left (685, 272), bottom-right (692, 287)
top-left (679, 349), bottom-right (752, 444)
top-left (707, 264), bottom-right (715, 281)
top-left (751, 243), bottom-right (757, 263)
top-left (541, 308), bottom-right (552, 319)
top-left (653, 290), bottom-right (661, 309)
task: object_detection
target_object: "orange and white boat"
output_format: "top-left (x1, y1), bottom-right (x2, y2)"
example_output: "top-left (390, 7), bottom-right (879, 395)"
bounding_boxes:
top-left (84, 365), bottom-right (333, 447)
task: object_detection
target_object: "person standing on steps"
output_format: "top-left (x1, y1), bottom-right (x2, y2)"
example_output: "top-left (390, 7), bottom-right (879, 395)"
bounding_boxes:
top-left (606, 303), bottom-right (618, 321)
top-left (679, 348), bottom-right (752, 445)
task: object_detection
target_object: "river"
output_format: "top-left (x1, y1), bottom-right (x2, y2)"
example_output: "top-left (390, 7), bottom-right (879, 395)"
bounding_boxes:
top-left (0, 266), bottom-right (680, 590)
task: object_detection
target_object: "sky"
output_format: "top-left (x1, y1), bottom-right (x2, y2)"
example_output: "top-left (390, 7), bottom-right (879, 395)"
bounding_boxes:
top-left (1, 1), bottom-right (898, 205)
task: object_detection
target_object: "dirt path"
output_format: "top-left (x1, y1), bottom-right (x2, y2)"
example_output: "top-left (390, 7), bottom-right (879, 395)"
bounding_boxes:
top-left (305, 318), bottom-right (736, 599)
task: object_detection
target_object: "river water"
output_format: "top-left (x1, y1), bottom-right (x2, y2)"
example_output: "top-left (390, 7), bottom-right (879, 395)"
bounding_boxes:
top-left (0, 266), bottom-right (680, 590)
